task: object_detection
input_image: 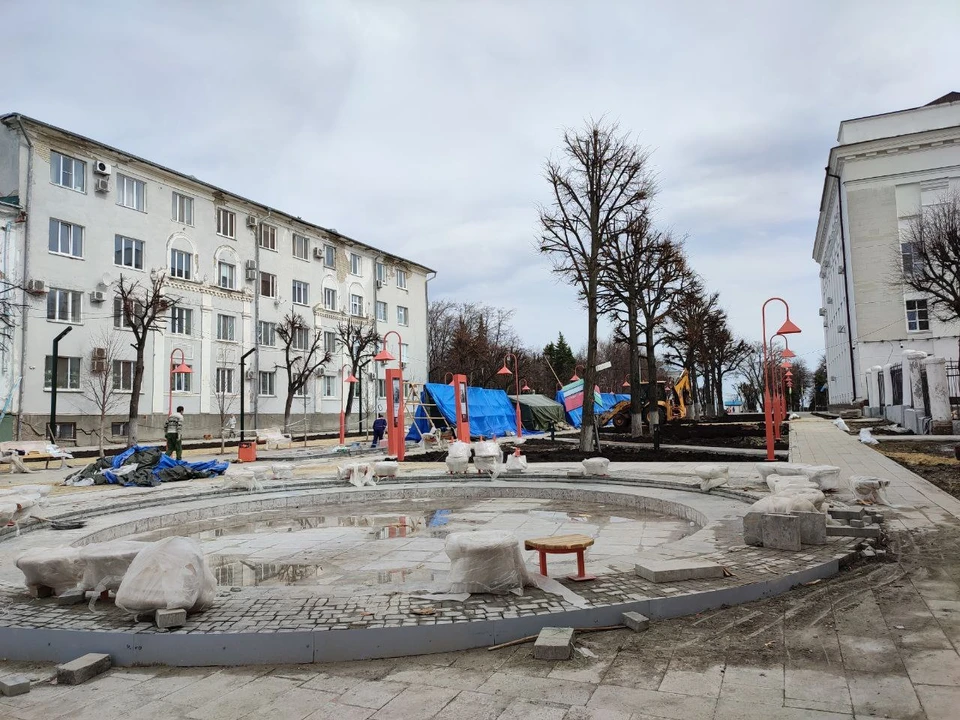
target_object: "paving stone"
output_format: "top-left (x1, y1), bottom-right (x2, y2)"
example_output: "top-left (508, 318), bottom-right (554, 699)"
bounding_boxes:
top-left (155, 608), bottom-right (187, 628)
top-left (914, 683), bottom-right (960, 720)
top-left (0, 673), bottom-right (30, 696)
top-left (846, 671), bottom-right (923, 719)
top-left (57, 588), bottom-right (87, 606)
top-left (848, 519), bottom-right (863, 528)
top-left (534, 627), bottom-right (574, 661)
top-left (27, 585), bottom-right (53, 598)
top-left (795, 511), bottom-right (827, 545)
top-left (56, 653), bottom-right (112, 685)
top-left (621, 612), bottom-right (650, 632)
top-left (761, 514), bottom-right (801, 551)
top-left (742, 512), bottom-right (763, 546)
top-left (828, 508), bottom-right (865, 521)
top-left (826, 524), bottom-right (880, 538)
top-left (587, 684), bottom-right (717, 719)
top-left (635, 558), bottom-right (724, 582)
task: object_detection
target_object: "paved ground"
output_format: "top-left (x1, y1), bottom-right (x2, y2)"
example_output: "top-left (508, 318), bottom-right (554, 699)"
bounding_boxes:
top-left (1, 416), bottom-right (959, 719)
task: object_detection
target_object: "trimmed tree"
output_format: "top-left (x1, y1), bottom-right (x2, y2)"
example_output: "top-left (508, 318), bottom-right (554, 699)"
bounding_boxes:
top-left (276, 311), bottom-right (331, 432)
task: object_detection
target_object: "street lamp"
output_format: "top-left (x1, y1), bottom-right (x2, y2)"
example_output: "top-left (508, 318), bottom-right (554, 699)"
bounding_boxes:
top-left (768, 336), bottom-right (794, 440)
top-left (168, 348), bottom-right (193, 416)
top-left (621, 376), bottom-right (631, 389)
top-left (339, 363), bottom-right (358, 446)
top-left (520, 379), bottom-right (531, 393)
top-left (761, 298), bottom-right (801, 461)
top-left (374, 330), bottom-right (405, 460)
top-left (570, 364), bottom-right (584, 383)
top-left (497, 353), bottom-right (523, 438)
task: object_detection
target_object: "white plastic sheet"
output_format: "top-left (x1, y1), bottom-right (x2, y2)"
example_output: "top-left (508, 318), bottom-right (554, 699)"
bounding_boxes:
top-left (80, 540), bottom-right (151, 601)
top-left (15, 546), bottom-right (84, 595)
top-left (833, 417), bottom-right (850, 432)
top-left (473, 441), bottom-right (502, 475)
top-left (859, 429), bottom-right (879, 445)
top-left (505, 452), bottom-right (528, 473)
top-left (848, 476), bottom-right (892, 506)
top-left (445, 530), bottom-right (532, 594)
top-left (582, 457), bottom-right (610, 476)
top-left (446, 441), bottom-right (471, 474)
top-left (695, 464), bottom-right (729, 492)
top-left (220, 473), bottom-right (264, 492)
top-left (374, 460), bottom-right (399, 478)
top-left (115, 536), bottom-right (216, 615)
top-left (747, 495), bottom-right (819, 515)
top-left (337, 463), bottom-right (376, 487)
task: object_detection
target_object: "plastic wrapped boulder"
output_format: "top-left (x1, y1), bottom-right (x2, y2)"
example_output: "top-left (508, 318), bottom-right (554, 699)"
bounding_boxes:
top-left (337, 463), bottom-right (376, 487)
top-left (220, 471), bottom-right (264, 492)
top-left (446, 441), bottom-right (471, 474)
top-left (833, 417), bottom-right (850, 432)
top-left (0, 490), bottom-right (48, 535)
top-left (79, 540), bottom-right (152, 595)
top-left (582, 457), bottom-right (610, 476)
top-left (747, 495), bottom-right (819, 515)
top-left (695, 464), bottom-right (729, 492)
top-left (445, 530), bottom-right (532, 594)
top-left (775, 486), bottom-right (826, 511)
top-left (858, 429), bottom-right (879, 445)
top-left (505, 449), bottom-right (527, 473)
top-left (271, 463), bottom-right (294, 480)
top-left (849, 476), bottom-right (892, 506)
top-left (768, 475), bottom-right (819, 494)
top-left (374, 460), bottom-right (399, 479)
top-left (473, 441), bottom-right (502, 475)
top-left (15, 546), bottom-right (84, 595)
top-left (115, 536), bottom-right (216, 616)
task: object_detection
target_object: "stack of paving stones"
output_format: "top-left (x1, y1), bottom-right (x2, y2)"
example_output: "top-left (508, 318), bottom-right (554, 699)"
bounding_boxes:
top-left (744, 506), bottom-right (883, 552)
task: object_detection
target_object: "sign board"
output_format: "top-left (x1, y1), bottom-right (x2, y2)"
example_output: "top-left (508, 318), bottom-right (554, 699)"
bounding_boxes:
top-left (595, 361), bottom-right (612, 372)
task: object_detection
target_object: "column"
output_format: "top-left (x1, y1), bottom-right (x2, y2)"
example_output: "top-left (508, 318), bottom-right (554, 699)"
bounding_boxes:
top-left (199, 298), bottom-right (213, 414)
top-left (923, 356), bottom-right (952, 426)
top-left (904, 350), bottom-right (927, 411)
top-left (881, 364), bottom-right (893, 406)
top-left (865, 368), bottom-right (878, 408)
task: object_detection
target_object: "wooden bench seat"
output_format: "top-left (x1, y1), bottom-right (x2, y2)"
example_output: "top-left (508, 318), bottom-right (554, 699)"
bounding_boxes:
top-left (524, 533), bottom-right (596, 581)
top-left (0, 441), bottom-right (73, 472)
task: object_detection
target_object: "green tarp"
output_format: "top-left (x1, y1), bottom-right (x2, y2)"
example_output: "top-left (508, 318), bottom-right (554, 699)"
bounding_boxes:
top-left (509, 394), bottom-right (566, 431)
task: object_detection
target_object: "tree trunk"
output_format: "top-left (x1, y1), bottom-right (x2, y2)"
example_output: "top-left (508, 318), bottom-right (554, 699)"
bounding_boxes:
top-left (645, 328), bottom-right (657, 433)
top-left (98, 413), bottom-right (105, 458)
top-left (716, 369), bottom-right (726, 416)
top-left (127, 344), bottom-right (146, 446)
top-left (628, 304), bottom-right (642, 437)
top-left (688, 365), bottom-right (700, 420)
top-left (283, 390), bottom-right (294, 433)
top-left (580, 278), bottom-right (599, 452)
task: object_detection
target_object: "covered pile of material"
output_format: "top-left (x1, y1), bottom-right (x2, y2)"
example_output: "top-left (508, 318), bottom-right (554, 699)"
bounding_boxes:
top-left (65, 445), bottom-right (229, 487)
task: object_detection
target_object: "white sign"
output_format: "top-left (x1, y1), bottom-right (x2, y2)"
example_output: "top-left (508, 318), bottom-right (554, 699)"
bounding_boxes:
top-left (595, 361), bottom-right (612, 372)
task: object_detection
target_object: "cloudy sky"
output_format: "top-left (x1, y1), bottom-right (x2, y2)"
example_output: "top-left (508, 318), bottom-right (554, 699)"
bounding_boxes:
top-left (8, 0), bottom-right (960, 374)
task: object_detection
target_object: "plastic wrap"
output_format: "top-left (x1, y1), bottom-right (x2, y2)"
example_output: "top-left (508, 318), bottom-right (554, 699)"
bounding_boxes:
top-left (472, 441), bottom-right (502, 475)
top-left (747, 495), bottom-right (819, 515)
top-left (0, 490), bottom-right (48, 534)
top-left (337, 463), bottom-right (376, 487)
top-left (15, 546), bottom-right (84, 595)
top-left (775, 486), bottom-right (827, 511)
top-left (768, 475), bottom-right (818, 494)
top-left (373, 460), bottom-right (399, 478)
top-left (115, 536), bottom-right (216, 615)
top-left (0, 485), bottom-right (52, 499)
top-left (271, 463), bottom-right (293, 480)
top-left (833, 418), bottom-right (850, 432)
top-left (582, 457), bottom-right (610, 476)
top-left (80, 540), bottom-right (151, 595)
top-left (695, 464), bottom-right (729, 491)
top-left (445, 530), bottom-right (532, 594)
top-left (505, 452), bottom-right (527, 473)
top-left (446, 442), bottom-right (471, 474)
top-left (848, 476), bottom-right (892, 506)
top-left (220, 472), bottom-right (264, 492)
top-left (858, 429), bottom-right (879, 445)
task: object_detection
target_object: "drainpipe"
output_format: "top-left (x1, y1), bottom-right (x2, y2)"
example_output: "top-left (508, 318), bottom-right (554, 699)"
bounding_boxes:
top-left (251, 211), bottom-right (270, 430)
top-left (14, 116), bottom-right (33, 440)
top-left (825, 169), bottom-right (857, 402)
top-left (48, 326), bottom-right (73, 442)
top-left (424, 269), bottom-right (436, 383)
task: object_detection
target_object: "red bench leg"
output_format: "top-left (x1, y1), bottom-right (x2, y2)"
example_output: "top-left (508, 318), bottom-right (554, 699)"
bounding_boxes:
top-left (566, 550), bottom-right (596, 582)
top-left (538, 551), bottom-right (548, 576)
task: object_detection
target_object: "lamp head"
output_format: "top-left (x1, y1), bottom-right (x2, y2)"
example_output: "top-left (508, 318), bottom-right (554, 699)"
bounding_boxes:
top-left (569, 373), bottom-right (580, 382)
top-left (777, 318), bottom-right (802, 335)
top-left (172, 362), bottom-right (192, 374)
top-left (345, 373), bottom-right (358, 383)
top-left (374, 348), bottom-right (395, 363)
top-left (497, 363), bottom-right (512, 376)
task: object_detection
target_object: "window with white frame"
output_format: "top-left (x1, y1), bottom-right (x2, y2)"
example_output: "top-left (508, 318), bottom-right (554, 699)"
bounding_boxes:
top-left (48, 218), bottom-right (83, 257)
top-left (350, 253), bottom-right (362, 275)
top-left (217, 208), bottom-right (236, 238)
top-left (376, 301), bottom-right (387, 322)
top-left (292, 280), bottom-right (309, 306)
top-left (376, 262), bottom-right (386, 284)
top-left (113, 297), bottom-right (144, 329)
top-left (260, 271), bottom-right (277, 298)
top-left (259, 224), bottom-right (277, 251)
top-left (170, 248), bottom-right (192, 280)
top-left (397, 305), bottom-right (409, 326)
top-left (350, 294), bottom-right (364, 317)
top-left (53, 422), bottom-right (76, 440)
top-left (112, 360), bottom-right (134, 391)
top-left (901, 241), bottom-right (919, 278)
top-left (259, 371), bottom-right (276, 396)
top-left (50, 151), bottom-right (85, 192)
top-left (258, 320), bottom-right (276, 346)
top-left (172, 192), bottom-right (194, 225)
top-left (170, 306), bottom-right (193, 335)
top-left (114, 235), bottom-right (144, 269)
top-left (173, 364), bottom-right (192, 392)
top-left (46, 289), bottom-right (82, 323)
top-left (218, 260), bottom-right (236, 290)
top-left (324, 244), bottom-right (335, 267)
top-left (323, 330), bottom-right (337, 354)
top-left (396, 269), bottom-right (407, 289)
top-left (215, 367), bottom-right (235, 394)
top-left (217, 314), bottom-right (236, 341)
top-left (377, 378), bottom-right (386, 398)
top-left (117, 174), bottom-right (146, 211)
top-left (111, 421), bottom-right (129, 437)
top-left (294, 381), bottom-right (309, 397)
top-left (322, 375), bottom-right (336, 397)
top-left (291, 326), bottom-right (310, 351)
top-left (400, 343), bottom-right (409, 364)
top-left (292, 234), bottom-right (309, 260)
top-left (44, 356), bottom-right (81, 390)
top-left (324, 287), bottom-right (337, 311)
top-left (906, 299), bottom-right (929, 332)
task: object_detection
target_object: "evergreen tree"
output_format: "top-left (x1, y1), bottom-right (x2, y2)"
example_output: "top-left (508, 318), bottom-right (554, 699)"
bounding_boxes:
top-left (543, 332), bottom-right (576, 384)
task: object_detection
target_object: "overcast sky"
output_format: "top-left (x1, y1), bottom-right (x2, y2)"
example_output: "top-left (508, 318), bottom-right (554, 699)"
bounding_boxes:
top-left (8, 0), bottom-right (960, 377)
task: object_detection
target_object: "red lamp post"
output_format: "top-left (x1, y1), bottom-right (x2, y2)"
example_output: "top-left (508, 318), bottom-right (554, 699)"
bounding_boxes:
top-left (761, 298), bottom-right (801, 461)
top-left (497, 353), bottom-right (523, 438)
top-left (768, 335), bottom-right (795, 440)
top-left (168, 348), bottom-right (193, 416)
top-left (374, 330), bottom-right (405, 460)
top-left (443, 372), bottom-right (454, 385)
top-left (570, 364), bottom-right (584, 383)
top-left (520, 379), bottom-right (531, 393)
top-left (339, 363), bottom-right (358, 446)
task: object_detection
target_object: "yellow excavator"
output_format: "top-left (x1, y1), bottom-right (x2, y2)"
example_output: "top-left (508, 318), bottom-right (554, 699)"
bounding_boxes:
top-left (599, 369), bottom-right (691, 430)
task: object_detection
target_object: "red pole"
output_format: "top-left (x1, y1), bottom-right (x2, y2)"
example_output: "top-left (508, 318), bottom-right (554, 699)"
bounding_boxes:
top-left (762, 308), bottom-right (774, 461)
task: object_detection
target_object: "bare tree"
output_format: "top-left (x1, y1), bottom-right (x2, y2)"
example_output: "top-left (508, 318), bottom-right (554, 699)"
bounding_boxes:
top-left (212, 346), bottom-right (238, 454)
top-left (336, 319), bottom-right (381, 417)
top-left (895, 191), bottom-right (960, 358)
top-left (115, 272), bottom-right (179, 444)
top-left (81, 329), bottom-right (126, 457)
top-left (276, 311), bottom-right (331, 432)
top-left (539, 118), bottom-right (655, 450)
top-left (698, 313), bottom-right (751, 416)
top-left (662, 277), bottom-right (719, 420)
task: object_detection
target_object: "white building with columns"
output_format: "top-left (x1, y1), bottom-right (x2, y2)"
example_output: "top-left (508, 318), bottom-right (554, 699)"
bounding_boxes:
top-left (0, 113), bottom-right (433, 442)
top-left (813, 92), bottom-right (960, 407)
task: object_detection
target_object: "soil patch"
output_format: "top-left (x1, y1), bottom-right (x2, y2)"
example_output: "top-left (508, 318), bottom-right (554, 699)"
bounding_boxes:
top-left (601, 424), bottom-right (787, 452)
top-left (874, 440), bottom-right (960, 499)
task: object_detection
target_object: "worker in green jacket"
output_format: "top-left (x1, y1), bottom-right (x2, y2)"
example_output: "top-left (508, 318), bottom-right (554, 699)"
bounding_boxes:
top-left (165, 405), bottom-right (185, 460)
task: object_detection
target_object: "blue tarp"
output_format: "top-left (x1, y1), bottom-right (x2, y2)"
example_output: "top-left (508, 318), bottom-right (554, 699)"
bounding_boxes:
top-left (101, 444), bottom-right (229, 484)
top-left (556, 391), bottom-right (630, 428)
top-left (406, 383), bottom-right (535, 440)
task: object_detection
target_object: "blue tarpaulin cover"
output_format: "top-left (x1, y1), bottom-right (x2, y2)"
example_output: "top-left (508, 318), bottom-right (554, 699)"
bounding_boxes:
top-left (556, 391), bottom-right (630, 428)
top-left (405, 383), bottom-right (535, 440)
top-left (101, 444), bottom-right (229, 484)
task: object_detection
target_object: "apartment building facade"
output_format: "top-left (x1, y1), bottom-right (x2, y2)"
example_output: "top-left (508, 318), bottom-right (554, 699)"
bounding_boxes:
top-left (0, 114), bottom-right (433, 442)
top-left (813, 93), bottom-right (960, 405)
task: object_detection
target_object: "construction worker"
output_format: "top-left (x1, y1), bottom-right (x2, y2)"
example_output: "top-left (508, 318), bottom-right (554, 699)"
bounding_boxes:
top-left (165, 405), bottom-right (185, 460)
top-left (372, 413), bottom-right (387, 448)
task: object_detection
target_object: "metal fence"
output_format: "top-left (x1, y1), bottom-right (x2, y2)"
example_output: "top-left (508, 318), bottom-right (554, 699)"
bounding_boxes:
top-left (948, 361), bottom-right (960, 415)
top-left (878, 372), bottom-right (886, 408)
top-left (890, 363), bottom-right (903, 405)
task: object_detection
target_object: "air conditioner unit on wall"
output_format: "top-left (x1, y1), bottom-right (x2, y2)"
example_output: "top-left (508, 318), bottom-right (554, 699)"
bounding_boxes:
top-left (93, 160), bottom-right (112, 175)
top-left (376, 280), bottom-right (383, 290)
top-left (93, 347), bottom-right (107, 359)
top-left (25, 279), bottom-right (45, 293)
top-left (90, 290), bottom-right (106, 303)
top-left (246, 370), bottom-right (256, 380)
top-left (818, 308), bottom-right (826, 317)
top-left (91, 359), bottom-right (107, 374)
top-left (838, 325), bottom-right (846, 333)
top-left (246, 215), bottom-right (258, 228)
top-left (313, 247), bottom-right (324, 260)
top-left (95, 178), bottom-right (110, 193)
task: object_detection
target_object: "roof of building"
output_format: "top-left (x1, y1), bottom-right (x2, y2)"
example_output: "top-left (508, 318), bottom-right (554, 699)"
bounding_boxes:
top-left (925, 91), bottom-right (960, 107)
top-left (0, 112), bottom-right (434, 274)
top-left (839, 91), bottom-right (960, 127)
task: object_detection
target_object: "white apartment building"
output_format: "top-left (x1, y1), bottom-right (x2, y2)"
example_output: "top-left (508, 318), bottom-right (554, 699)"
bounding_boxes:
top-left (0, 114), bottom-right (433, 442)
top-left (813, 92), bottom-right (960, 405)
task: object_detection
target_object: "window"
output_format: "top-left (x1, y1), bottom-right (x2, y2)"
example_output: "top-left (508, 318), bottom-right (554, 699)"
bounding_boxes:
top-left (259, 371), bottom-right (276, 396)
top-left (292, 234), bottom-right (309, 260)
top-left (323, 331), bottom-right (337, 354)
top-left (400, 343), bottom-right (409, 364)
top-left (48, 218), bottom-right (83, 258)
top-left (292, 280), bottom-right (309, 306)
top-left (117, 174), bottom-right (146, 211)
top-left (112, 360), bottom-right (134, 391)
top-left (113, 297), bottom-right (144, 329)
top-left (294, 382), bottom-right (309, 398)
top-left (111, 421), bottom-right (129, 437)
top-left (901, 242), bottom-right (918, 277)
top-left (170, 307), bottom-right (193, 335)
top-left (350, 294), bottom-right (364, 317)
top-left (172, 192), bottom-right (194, 225)
top-left (397, 305), bottom-right (409, 326)
top-left (50, 151), bottom-right (86, 192)
top-left (170, 248), bottom-right (192, 280)
top-left (323, 245), bottom-right (335, 268)
top-left (218, 260), bottom-right (236, 290)
top-left (350, 253), bottom-right (362, 275)
top-left (217, 208), bottom-right (236, 238)
top-left (396, 269), bottom-right (407, 289)
top-left (44, 356), bottom-right (81, 390)
top-left (260, 271), bottom-right (277, 298)
top-left (173, 364), bottom-right (192, 392)
top-left (377, 379), bottom-right (386, 398)
top-left (115, 235), bottom-right (144, 269)
top-left (906, 299), bottom-right (929, 332)
top-left (291, 326), bottom-right (310, 351)
top-left (258, 321), bottom-right (276, 346)
top-left (322, 375), bottom-right (336, 397)
top-left (217, 314), bottom-right (236, 341)
top-left (259, 224), bottom-right (277, 251)
top-left (53, 422), bottom-right (76, 440)
top-left (216, 368), bottom-right (235, 394)
top-left (376, 301), bottom-right (387, 322)
top-left (376, 262), bottom-right (386, 285)
top-left (46, 289), bottom-right (82, 323)
top-left (324, 287), bottom-right (337, 311)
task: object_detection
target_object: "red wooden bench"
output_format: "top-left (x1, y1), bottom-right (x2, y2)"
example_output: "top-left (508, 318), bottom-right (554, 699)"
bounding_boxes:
top-left (524, 533), bottom-right (596, 581)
